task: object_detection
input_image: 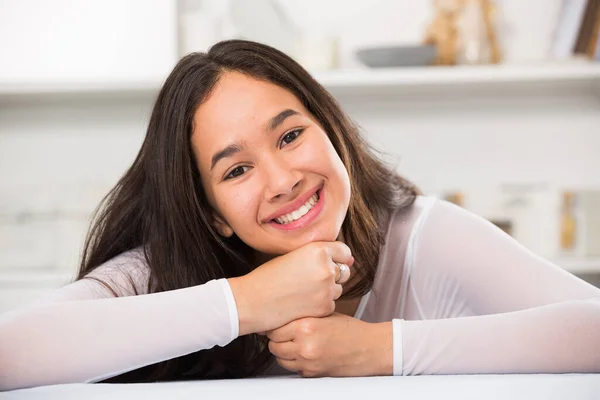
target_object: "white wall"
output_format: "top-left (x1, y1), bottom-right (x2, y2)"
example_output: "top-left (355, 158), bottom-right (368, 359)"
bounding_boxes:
top-left (345, 93), bottom-right (600, 192)
top-left (0, 98), bottom-right (152, 276)
top-left (0, 0), bottom-right (178, 83)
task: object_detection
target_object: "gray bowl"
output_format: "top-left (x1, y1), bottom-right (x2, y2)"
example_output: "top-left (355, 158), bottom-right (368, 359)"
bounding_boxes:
top-left (356, 45), bottom-right (437, 68)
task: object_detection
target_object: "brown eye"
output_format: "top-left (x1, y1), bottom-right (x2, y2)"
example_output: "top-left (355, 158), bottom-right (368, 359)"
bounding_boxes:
top-left (280, 129), bottom-right (304, 148)
top-left (225, 166), bottom-right (249, 180)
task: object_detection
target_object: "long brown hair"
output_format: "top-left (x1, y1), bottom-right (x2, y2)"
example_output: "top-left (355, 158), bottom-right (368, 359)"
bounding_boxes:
top-left (77, 39), bottom-right (419, 383)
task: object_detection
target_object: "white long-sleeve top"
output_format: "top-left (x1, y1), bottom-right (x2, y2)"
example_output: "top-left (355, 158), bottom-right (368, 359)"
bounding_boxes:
top-left (1, 196), bottom-right (599, 390)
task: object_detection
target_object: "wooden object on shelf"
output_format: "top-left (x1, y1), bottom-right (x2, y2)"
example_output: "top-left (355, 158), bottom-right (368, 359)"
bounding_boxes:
top-left (424, 0), bottom-right (501, 65)
top-left (560, 191), bottom-right (577, 251)
top-left (444, 192), bottom-right (465, 207)
top-left (424, 0), bottom-right (464, 65)
top-left (456, 0), bottom-right (486, 64)
top-left (481, 0), bottom-right (502, 63)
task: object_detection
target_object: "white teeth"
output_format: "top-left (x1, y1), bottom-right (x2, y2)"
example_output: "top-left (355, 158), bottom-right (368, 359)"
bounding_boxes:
top-left (275, 192), bottom-right (320, 224)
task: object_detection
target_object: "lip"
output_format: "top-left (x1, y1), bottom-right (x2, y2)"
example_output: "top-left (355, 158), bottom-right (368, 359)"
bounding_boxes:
top-left (263, 183), bottom-right (323, 223)
top-left (267, 187), bottom-right (325, 231)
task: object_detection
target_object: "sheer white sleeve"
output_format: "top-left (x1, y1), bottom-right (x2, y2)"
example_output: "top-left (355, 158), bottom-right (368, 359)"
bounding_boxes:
top-left (395, 199), bottom-right (600, 375)
top-left (0, 250), bottom-right (239, 391)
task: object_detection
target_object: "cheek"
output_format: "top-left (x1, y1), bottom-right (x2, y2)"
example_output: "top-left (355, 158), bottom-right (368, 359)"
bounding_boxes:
top-left (299, 135), bottom-right (338, 169)
top-left (303, 136), bottom-right (351, 205)
top-left (216, 189), bottom-right (257, 226)
top-left (320, 138), bottom-right (350, 185)
top-left (323, 141), bottom-right (351, 205)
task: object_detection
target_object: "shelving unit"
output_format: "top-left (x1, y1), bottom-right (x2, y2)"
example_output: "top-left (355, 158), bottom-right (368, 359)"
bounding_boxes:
top-left (316, 62), bottom-right (600, 86)
top-left (1, 61), bottom-right (599, 102)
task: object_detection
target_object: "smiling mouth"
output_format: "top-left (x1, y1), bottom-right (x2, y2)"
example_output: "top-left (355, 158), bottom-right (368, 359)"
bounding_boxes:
top-left (272, 191), bottom-right (321, 225)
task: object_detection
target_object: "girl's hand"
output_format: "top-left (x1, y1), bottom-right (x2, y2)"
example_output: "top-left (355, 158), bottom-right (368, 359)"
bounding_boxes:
top-left (266, 313), bottom-right (393, 377)
top-left (228, 241), bottom-right (354, 335)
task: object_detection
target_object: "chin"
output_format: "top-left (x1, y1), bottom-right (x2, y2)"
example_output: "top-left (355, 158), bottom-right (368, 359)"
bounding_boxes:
top-left (262, 233), bottom-right (338, 256)
top-left (299, 227), bottom-right (342, 246)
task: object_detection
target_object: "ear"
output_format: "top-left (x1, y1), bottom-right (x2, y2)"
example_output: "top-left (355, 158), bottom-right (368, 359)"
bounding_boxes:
top-left (211, 211), bottom-right (234, 238)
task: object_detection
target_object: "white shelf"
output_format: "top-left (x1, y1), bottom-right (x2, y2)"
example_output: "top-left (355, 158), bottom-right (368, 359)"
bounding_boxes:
top-left (0, 80), bottom-right (161, 103)
top-left (1, 62), bottom-right (599, 102)
top-left (314, 62), bottom-right (600, 88)
top-left (315, 62), bottom-right (600, 99)
top-left (0, 81), bottom-right (160, 96)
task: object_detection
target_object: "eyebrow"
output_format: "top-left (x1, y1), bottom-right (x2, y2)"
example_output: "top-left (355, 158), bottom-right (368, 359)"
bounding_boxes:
top-left (209, 109), bottom-right (301, 171)
top-left (210, 142), bottom-right (246, 171)
top-left (267, 109), bottom-right (300, 132)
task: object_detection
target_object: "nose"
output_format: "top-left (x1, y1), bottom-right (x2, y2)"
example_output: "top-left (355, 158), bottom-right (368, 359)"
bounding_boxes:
top-left (263, 155), bottom-right (302, 201)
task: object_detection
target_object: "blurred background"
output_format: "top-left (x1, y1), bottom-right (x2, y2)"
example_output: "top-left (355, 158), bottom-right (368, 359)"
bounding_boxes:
top-left (0, 0), bottom-right (599, 313)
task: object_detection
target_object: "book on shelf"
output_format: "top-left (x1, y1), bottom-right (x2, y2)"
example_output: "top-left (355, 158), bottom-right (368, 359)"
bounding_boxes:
top-left (592, 14), bottom-right (600, 59)
top-left (552, 0), bottom-right (600, 60)
top-left (551, 0), bottom-right (588, 59)
top-left (573, 0), bottom-right (600, 58)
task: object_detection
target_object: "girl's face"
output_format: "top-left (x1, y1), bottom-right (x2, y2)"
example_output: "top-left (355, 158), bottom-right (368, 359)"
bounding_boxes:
top-left (191, 72), bottom-right (351, 256)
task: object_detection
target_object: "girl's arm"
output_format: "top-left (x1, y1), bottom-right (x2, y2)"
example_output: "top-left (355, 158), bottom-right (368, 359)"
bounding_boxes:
top-left (0, 251), bottom-right (239, 391)
top-left (395, 199), bottom-right (600, 375)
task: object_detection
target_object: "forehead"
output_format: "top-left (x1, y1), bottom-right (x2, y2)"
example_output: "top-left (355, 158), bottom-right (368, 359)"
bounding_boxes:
top-left (193, 72), bottom-right (304, 141)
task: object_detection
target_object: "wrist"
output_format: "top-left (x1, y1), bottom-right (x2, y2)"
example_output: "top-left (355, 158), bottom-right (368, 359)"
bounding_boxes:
top-left (365, 321), bottom-right (394, 376)
top-left (227, 276), bottom-right (259, 336)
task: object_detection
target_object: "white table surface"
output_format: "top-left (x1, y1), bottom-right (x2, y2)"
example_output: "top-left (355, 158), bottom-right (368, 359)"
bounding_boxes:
top-left (3, 374), bottom-right (600, 400)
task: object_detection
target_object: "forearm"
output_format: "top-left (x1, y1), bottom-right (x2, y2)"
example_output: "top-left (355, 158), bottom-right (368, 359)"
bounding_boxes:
top-left (396, 298), bottom-right (600, 376)
top-left (0, 279), bottom-right (237, 391)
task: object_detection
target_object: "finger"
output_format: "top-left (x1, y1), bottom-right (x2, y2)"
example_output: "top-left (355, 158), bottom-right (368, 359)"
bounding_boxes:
top-left (276, 358), bottom-right (299, 372)
top-left (347, 255), bottom-right (355, 267)
top-left (332, 261), bottom-right (341, 283)
top-left (335, 262), bottom-right (351, 284)
top-left (331, 261), bottom-right (351, 285)
top-left (268, 340), bottom-right (297, 361)
top-left (332, 281), bottom-right (343, 300)
top-left (266, 321), bottom-right (297, 342)
top-left (323, 241), bottom-right (353, 267)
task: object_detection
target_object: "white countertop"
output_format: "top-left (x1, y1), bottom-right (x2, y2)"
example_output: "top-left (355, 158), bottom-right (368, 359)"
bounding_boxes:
top-left (5, 374), bottom-right (600, 400)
